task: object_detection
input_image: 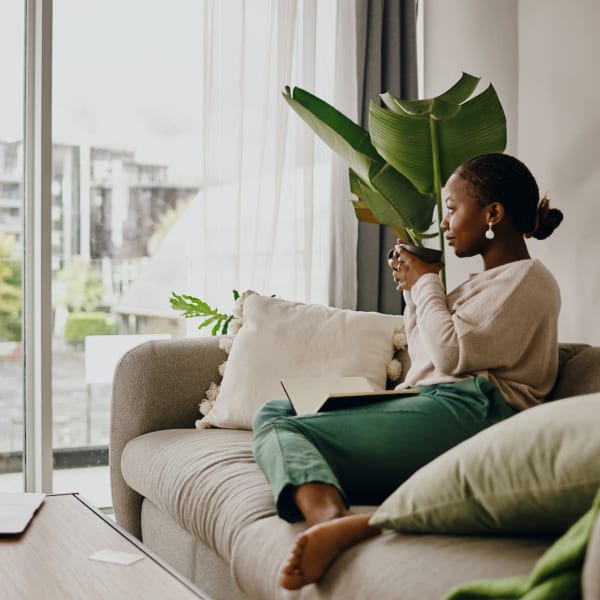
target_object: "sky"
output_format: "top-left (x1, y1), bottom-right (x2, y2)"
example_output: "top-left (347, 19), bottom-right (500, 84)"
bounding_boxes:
top-left (0, 0), bottom-right (205, 177)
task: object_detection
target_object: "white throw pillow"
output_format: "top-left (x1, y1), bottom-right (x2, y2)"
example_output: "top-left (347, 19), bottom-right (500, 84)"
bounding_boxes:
top-left (197, 293), bottom-right (405, 430)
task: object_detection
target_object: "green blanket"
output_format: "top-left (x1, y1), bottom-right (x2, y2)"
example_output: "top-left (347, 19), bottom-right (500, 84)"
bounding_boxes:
top-left (445, 489), bottom-right (600, 600)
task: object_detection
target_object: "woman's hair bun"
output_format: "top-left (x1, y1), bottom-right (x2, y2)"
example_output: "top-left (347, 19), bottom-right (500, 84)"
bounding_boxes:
top-left (532, 195), bottom-right (564, 240)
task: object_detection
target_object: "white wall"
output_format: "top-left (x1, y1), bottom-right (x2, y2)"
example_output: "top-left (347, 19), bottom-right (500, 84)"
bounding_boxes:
top-left (518, 0), bottom-right (600, 344)
top-left (423, 0), bottom-right (600, 344)
top-left (422, 0), bottom-right (519, 291)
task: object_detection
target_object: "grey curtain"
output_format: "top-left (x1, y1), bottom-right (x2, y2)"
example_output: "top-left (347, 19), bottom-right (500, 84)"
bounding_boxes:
top-left (355, 0), bottom-right (418, 314)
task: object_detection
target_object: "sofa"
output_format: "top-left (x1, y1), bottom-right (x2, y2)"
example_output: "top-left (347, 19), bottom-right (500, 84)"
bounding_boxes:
top-left (110, 334), bottom-right (600, 600)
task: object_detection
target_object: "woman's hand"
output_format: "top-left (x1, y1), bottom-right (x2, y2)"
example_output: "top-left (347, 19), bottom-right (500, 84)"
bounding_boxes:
top-left (388, 240), bottom-right (444, 291)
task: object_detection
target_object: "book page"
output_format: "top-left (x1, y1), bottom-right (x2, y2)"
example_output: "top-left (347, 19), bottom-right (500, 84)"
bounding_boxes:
top-left (281, 377), bottom-right (374, 415)
top-left (281, 377), bottom-right (419, 416)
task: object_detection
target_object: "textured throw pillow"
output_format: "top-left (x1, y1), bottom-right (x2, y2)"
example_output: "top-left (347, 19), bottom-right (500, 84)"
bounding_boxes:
top-left (370, 393), bottom-right (600, 534)
top-left (197, 293), bottom-right (405, 430)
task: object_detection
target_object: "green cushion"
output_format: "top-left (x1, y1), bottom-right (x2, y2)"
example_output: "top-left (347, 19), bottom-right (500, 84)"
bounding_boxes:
top-left (370, 393), bottom-right (600, 534)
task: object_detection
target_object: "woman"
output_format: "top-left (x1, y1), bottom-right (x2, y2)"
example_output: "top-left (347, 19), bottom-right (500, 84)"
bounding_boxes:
top-left (251, 153), bottom-right (564, 590)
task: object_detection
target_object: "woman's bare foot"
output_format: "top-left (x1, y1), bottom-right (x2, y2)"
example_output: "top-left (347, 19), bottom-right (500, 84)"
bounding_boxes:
top-left (292, 482), bottom-right (351, 527)
top-left (280, 514), bottom-right (380, 590)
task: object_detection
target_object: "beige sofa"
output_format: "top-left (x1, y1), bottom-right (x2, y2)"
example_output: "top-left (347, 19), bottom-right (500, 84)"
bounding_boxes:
top-left (110, 337), bottom-right (600, 599)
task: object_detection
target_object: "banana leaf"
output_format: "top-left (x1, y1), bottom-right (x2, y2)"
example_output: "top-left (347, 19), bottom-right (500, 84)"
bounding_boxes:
top-left (352, 199), bottom-right (381, 224)
top-left (282, 72), bottom-right (507, 262)
top-left (436, 84), bottom-right (507, 186)
top-left (349, 170), bottom-right (423, 244)
top-left (366, 166), bottom-right (436, 234)
top-left (369, 75), bottom-right (507, 194)
top-left (351, 200), bottom-right (415, 244)
top-left (369, 102), bottom-right (434, 194)
top-left (380, 72), bottom-right (480, 116)
top-left (284, 86), bottom-right (437, 237)
top-left (282, 86), bottom-right (379, 184)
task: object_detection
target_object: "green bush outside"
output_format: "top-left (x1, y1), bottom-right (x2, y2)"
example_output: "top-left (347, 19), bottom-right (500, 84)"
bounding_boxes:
top-left (0, 281), bottom-right (21, 341)
top-left (64, 312), bottom-right (118, 345)
top-left (0, 234), bottom-right (22, 342)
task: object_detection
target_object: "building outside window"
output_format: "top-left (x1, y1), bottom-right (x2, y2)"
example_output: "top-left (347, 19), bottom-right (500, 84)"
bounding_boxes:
top-left (0, 1), bottom-right (26, 495)
top-left (1, 0), bottom-right (204, 507)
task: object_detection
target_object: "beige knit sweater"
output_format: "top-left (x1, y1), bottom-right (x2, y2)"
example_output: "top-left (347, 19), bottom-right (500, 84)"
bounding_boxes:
top-left (398, 259), bottom-right (561, 411)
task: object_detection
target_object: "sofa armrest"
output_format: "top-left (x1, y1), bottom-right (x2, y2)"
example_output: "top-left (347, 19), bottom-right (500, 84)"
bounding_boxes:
top-left (110, 336), bottom-right (226, 539)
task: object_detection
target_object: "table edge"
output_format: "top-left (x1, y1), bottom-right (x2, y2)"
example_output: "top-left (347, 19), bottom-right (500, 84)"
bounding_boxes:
top-left (67, 493), bottom-right (213, 600)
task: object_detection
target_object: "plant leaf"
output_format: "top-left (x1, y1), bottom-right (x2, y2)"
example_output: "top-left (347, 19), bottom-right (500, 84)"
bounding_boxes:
top-left (430, 98), bottom-right (461, 120)
top-left (211, 317), bottom-right (224, 336)
top-left (379, 72), bottom-right (480, 117)
top-left (350, 169), bottom-right (431, 244)
top-left (369, 80), bottom-right (506, 193)
top-left (282, 86), bottom-right (381, 183)
top-left (352, 199), bottom-right (381, 225)
top-left (222, 315), bottom-right (234, 335)
top-left (380, 93), bottom-right (432, 116)
top-left (369, 166), bottom-right (436, 236)
top-left (183, 294), bottom-right (212, 313)
top-left (436, 72), bottom-right (480, 104)
top-left (437, 84), bottom-right (507, 185)
top-left (198, 315), bottom-right (220, 330)
top-left (369, 101), bottom-right (434, 194)
top-left (170, 292), bottom-right (215, 318)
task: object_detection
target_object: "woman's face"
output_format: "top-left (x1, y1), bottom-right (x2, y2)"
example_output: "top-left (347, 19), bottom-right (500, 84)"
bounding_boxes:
top-left (441, 173), bottom-right (490, 258)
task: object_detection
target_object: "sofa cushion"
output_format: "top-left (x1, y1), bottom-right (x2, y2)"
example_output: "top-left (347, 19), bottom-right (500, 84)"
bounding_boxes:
top-left (232, 517), bottom-right (553, 600)
top-left (551, 343), bottom-right (600, 400)
top-left (198, 293), bottom-right (406, 430)
top-left (124, 431), bottom-right (554, 600)
top-left (121, 428), bottom-right (276, 562)
top-left (370, 393), bottom-right (600, 535)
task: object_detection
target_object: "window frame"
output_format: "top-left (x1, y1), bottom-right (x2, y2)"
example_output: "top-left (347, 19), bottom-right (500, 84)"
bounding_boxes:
top-left (23, 0), bottom-right (53, 492)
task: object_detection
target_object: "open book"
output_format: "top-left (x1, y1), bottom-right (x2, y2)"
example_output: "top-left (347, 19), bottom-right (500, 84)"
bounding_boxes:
top-left (281, 376), bottom-right (419, 416)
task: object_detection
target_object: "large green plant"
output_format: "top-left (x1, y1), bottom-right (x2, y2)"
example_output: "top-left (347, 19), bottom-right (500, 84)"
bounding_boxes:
top-left (283, 72), bottom-right (507, 265)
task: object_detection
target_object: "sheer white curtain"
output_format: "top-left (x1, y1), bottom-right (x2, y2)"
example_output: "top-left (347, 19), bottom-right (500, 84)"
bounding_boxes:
top-left (190, 0), bottom-right (358, 312)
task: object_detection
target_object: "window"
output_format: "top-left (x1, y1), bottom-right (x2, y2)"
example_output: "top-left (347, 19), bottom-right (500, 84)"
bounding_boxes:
top-left (0, 0), bottom-right (25, 493)
top-left (3, 0), bottom-right (355, 510)
top-left (49, 0), bottom-right (204, 508)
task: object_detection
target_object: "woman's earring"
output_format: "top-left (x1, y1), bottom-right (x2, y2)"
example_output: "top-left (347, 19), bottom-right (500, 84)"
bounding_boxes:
top-left (485, 222), bottom-right (495, 240)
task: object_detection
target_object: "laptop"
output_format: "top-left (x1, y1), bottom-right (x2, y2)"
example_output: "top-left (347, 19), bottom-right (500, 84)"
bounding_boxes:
top-left (0, 493), bottom-right (45, 535)
top-left (281, 376), bottom-right (419, 416)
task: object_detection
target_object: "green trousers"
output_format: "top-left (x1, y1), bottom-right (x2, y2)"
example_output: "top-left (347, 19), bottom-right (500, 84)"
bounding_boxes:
top-left (252, 377), bottom-right (516, 522)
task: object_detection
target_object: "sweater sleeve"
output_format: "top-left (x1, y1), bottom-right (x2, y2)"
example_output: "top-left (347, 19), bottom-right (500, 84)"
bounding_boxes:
top-left (408, 274), bottom-right (459, 375)
top-left (409, 267), bottom-right (551, 377)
